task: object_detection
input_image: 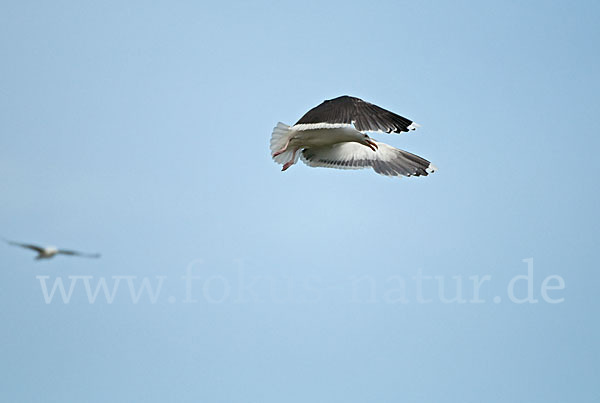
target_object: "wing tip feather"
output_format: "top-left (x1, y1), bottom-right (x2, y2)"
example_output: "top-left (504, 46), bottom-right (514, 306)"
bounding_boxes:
top-left (407, 122), bottom-right (421, 131)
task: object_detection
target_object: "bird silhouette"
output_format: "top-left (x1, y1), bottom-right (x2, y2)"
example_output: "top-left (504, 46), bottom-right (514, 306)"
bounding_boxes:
top-left (4, 238), bottom-right (100, 260)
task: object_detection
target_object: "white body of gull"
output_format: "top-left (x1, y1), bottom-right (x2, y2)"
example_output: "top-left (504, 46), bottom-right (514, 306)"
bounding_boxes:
top-left (4, 239), bottom-right (100, 260)
top-left (270, 95), bottom-right (436, 177)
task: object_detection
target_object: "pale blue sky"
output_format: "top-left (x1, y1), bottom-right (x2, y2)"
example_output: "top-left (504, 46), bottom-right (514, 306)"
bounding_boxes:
top-left (1, 1), bottom-right (599, 402)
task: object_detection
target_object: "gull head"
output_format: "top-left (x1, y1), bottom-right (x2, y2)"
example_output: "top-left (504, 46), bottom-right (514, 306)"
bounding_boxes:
top-left (359, 134), bottom-right (378, 152)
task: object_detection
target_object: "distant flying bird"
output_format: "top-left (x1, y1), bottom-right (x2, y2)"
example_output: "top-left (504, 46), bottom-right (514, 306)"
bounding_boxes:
top-left (4, 239), bottom-right (100, 260)
top-left (270, 95), bottom-right (436, 177)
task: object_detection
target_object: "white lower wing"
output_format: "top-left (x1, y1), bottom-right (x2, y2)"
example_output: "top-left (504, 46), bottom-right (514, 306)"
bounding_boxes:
top-left (300, 141), bottom-right (436, 177)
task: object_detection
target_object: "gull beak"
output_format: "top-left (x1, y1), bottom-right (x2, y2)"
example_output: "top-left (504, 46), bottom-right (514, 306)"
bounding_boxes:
top-left (365, 138), bottom-right (378, 152)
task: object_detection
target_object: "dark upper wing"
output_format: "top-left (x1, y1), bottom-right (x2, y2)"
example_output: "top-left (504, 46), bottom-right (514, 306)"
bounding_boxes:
top-left (57, 249), bottom-right (101, 258)
top-left (7, 241), bottom-right (45, 253)
top-left (294, 96), bottom-right (418, 133)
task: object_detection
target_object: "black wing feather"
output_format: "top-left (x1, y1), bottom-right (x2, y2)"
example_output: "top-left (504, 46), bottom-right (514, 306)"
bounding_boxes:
top-left (57, 249), bottom-right (100, 258)
top-left (7, 241), bottom-right (45, 253)
top-left (295, 96), bottom-right (416, 133)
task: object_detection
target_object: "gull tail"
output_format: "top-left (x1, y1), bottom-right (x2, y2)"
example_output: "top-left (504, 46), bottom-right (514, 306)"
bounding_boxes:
top-left (270, 122), bottom-right (296, 165)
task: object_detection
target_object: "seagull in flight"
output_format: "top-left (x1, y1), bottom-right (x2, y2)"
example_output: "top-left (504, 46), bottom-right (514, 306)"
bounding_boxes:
top-left (270, 95), bottom-right (436, 177)
top-left (4, 238), bottom-right (101, 260)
